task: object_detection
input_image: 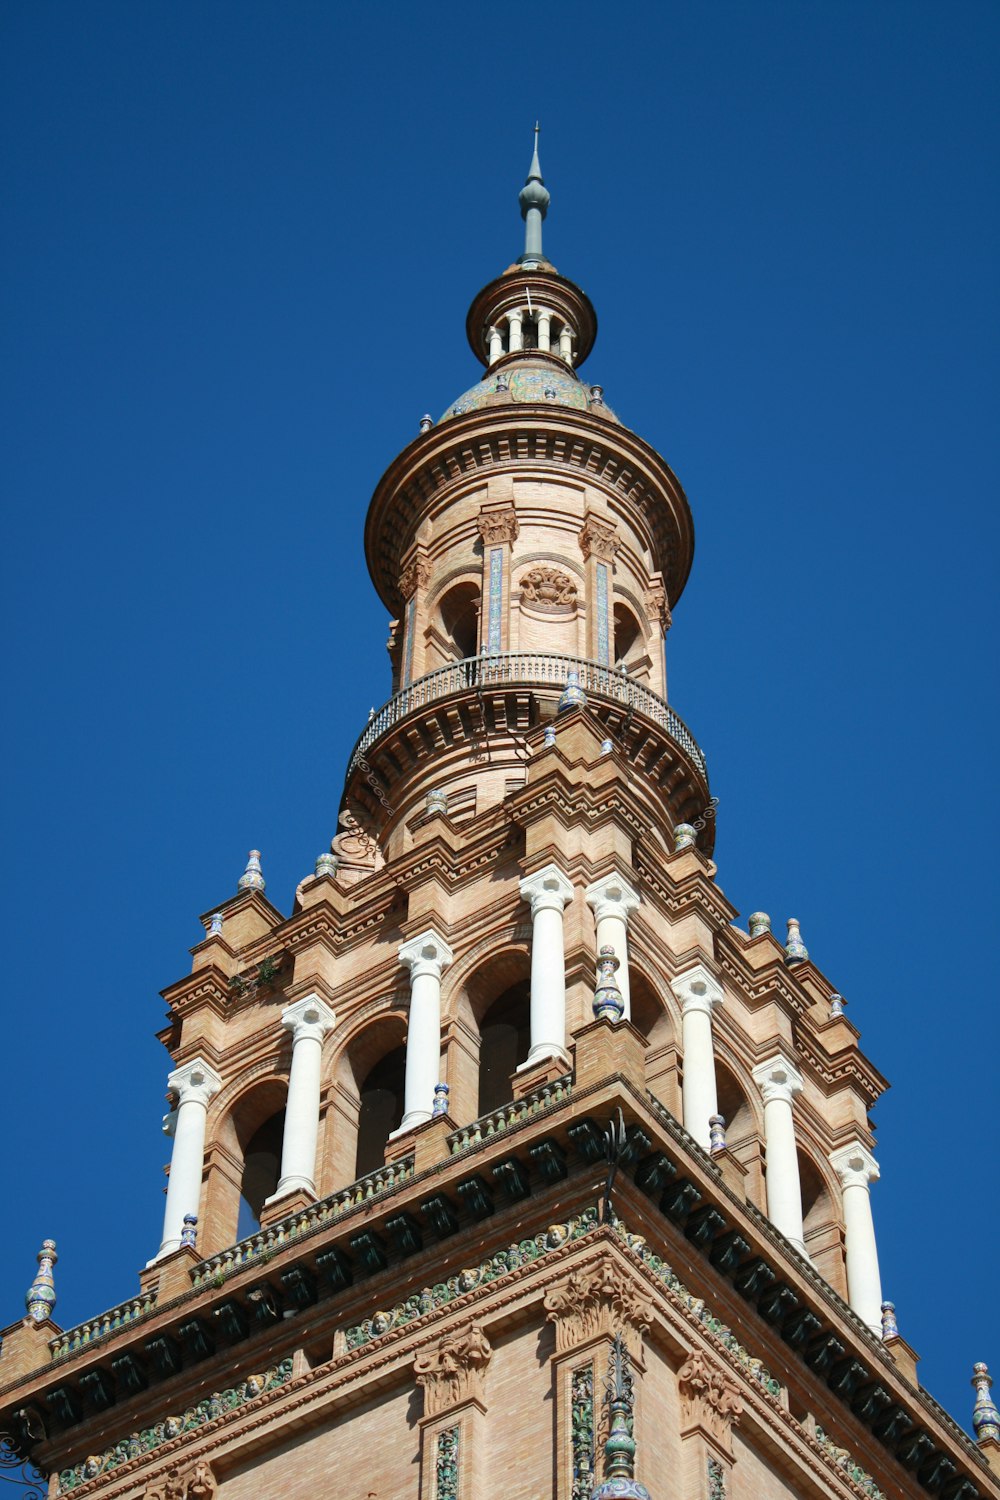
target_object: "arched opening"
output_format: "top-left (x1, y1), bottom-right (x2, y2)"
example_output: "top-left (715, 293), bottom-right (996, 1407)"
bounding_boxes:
top-left (613, 603), bottom-right (643, 670)
top-left (438, 582), bottom-right (481, 661)
top-left (630, 969), bottom-right (679, 1115)
top-left (715, 1061), bottom-right (764, 1209)
top-left (355, 1046), bottom-right (405, 1178)
top-left (237, 1107), bottom-right (285, 1240)
top-left (799, 1150), bottom-right (844, 1294)
top-left (478, 981), bottom-right (531, 1114)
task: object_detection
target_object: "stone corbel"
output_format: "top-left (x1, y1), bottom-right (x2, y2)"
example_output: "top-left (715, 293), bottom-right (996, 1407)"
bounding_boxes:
top-left (543, 1253), bottom-right (652, 1361)
top-left (414, 1322), bottom-right (492, 1418)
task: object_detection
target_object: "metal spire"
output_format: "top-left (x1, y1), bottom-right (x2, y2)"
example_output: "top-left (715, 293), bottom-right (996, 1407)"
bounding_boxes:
top-left (592, 1333), bottom-right (652, 1498)
top-left (518, 123), bottom-right (550, 268)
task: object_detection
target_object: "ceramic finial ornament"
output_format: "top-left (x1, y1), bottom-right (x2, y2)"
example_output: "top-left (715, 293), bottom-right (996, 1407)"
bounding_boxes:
top-left (208, 912), bottom-right (224, 937)
top-left (880, 1301), bottom-right (899, 1340)
top-left (237, 849), bottom-right (265, 894)
top-left (673, 823), bottom-right (696, 852)
top-left (830, 993), bottom-right (846, 1019)
top-left (748, 911), bottom-right (771, 938)
top-left (593, 946), bottom-right (624, 1023)
top-left (419, 414), bottom-right (433, 433)
top-left (601, 738), bottom-right (614, 755)
top-left (592, 1333), bottom-right (652, 1499)
top-left (315, 852), bottom-right (339, 878)
top-left (558, 670), bottom-right (586, 712)
top-left (543, 723), bottom-right (557, 748)
top-left (708, 1115), bottom-right (727, 1156)
top-left (26, 1239), bottom-right (57, 1323)
top-left (432, 1083), bottom-right (450, 1117)
top-left (972, 1363), bottom-right (1000, 1445)
top-left (785, 917), bottom-right (808, 964)
top-left (180, 1214), bottom-right (198, 1250)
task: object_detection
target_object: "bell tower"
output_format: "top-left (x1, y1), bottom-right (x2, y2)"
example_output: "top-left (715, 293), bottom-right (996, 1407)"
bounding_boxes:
top-left (0, 136), bottom-right (996, 1500)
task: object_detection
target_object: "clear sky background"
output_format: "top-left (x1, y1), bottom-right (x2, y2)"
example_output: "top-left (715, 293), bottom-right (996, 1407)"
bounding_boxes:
top-left (2, 0), bottom-right (997, 1439)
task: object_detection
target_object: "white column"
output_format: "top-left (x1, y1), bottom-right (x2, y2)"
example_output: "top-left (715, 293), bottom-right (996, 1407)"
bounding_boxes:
top-left (558, 324), bottom-right (573, 363)
top-left (752, 1054), bottom-right (807, 1256)
top-left (507, 309), bottom-right (523, 353)
top-left (153, 1058), bottom-right (222, 1261)
top-left (672, 965), bottom-right (724, 1151)
top-left (488, 325), bottom-right (503, 363)
top-left (519, 864), bottom-right (574, 1069)
top-left (395, 930), bottom-right (453, 1134)
top-left (830, 1143), bottom-right (883, 1336)
top-left (537, 309), bottom-right (552, 352)
top-left (268, 994), bottom-right (336, 1203)
top-left (585, 872), bottom-right (640, 1021)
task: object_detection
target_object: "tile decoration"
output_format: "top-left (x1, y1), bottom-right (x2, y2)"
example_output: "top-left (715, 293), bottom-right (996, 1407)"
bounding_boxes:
top-left (708, 1455), bottom-right (727, 1499)
top-left (596, 562), bottom-right (610, 665)
top-left (813, 1427), bottom-right (886, 1498)
top-left (570, 1361), bottom-right (596, 1500)
top-left (403, 597), bottom-right (416, 686)
top-left (56, 1360), bottom-right (293, 1493)
top-left (436, 1425), bottom-right (460, 1500)
top-left (488, 547), bottom-right (503, 653)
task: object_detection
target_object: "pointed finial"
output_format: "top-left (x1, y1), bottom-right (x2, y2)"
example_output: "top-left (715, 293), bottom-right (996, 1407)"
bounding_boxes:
top-left (748, 911), bottom-right (771, 938)
top-left (972, 1363), bottom-right (1000, 1445)
top-left (237, 849), bottom-right (265, 894)
top-left (880, 1301), bottom-right (899, 1340)
top-left (26, 1239), bottom-right (57, 1323)
top-left (593, 946), bottom-right (624, 1023)
top-left (673, 823), bottom-right (696, 852)
top-left (592, 1333), bottom-right (652, 1499)
top-left (519, 124), bottom-right (550, 268)
top-left (785, 917), bottom-right (808, 963)
top-left (419, 414), bottom-right (433, 433)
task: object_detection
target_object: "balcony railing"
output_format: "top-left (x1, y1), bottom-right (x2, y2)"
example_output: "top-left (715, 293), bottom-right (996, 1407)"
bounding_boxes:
top-left (347, 653), bottom-right (707, 783)
top-left (49, 1291), bottom-right (159, 1362)
top-left (446, 1074), bottom-right (573, 1156)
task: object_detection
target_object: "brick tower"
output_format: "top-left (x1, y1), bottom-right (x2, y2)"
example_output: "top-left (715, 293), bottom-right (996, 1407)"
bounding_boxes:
top-left (2, 134), bottom-right (998, 1500)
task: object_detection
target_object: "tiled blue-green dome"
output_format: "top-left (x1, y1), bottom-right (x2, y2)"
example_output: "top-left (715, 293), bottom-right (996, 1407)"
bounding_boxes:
top-left (440, 359), bottom-right (620, 424)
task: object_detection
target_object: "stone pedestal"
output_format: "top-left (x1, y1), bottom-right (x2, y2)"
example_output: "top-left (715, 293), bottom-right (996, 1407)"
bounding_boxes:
top-left (571, 1017), bottom-right (647, 1093)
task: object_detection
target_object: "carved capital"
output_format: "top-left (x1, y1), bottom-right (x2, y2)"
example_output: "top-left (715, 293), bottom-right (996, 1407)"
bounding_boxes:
top-left (477, 504), bottom-right (519, 546)
top-left (145, 1460), bottom-right (217, 1500)
top-left (678, 1350), bottom-right (743, 1456)
top-left (399, 553), bottom-right (431, 600)
top-left (543, 1254), bottom-right (652, 1355)
top-left (578, 515), bottom-right (620, 562)
top-left (414, 1321), bottom-right (492, 1416)
top-left (646, 580), bottom-right (672, 632)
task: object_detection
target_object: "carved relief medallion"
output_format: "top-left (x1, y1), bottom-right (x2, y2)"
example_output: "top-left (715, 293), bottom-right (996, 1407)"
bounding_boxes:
top-left (518, 566), bottom-right (579, 611)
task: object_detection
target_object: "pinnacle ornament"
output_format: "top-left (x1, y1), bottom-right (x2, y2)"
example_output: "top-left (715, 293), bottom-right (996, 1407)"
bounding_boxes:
top-left (25, 1239), bottom-right (57, 1323)
top-left (237, 849), bottom-right (265, 894)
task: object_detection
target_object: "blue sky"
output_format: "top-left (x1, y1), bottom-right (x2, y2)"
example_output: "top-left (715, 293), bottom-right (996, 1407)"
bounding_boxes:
top-left (2, 1), bottom-right (997, 1437)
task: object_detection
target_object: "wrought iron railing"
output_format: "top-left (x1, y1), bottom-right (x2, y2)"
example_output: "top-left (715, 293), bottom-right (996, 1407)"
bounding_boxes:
top-left (347, 653), bottom-right (707, 782)
top-left (446, 1074), bottom-right (573, 1156)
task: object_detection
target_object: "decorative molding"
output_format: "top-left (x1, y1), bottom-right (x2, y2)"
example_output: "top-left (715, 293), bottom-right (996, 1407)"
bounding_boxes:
top-left (578, 515), bottom-right (620, 562)
top-left (414, 1323), bottom-right (492, 1417)
top-left (56, 1363), bottom-right (292, 1493)
top-left (677, 1349), bottom-right (743, 1456)
top-left (476, 505), bottom-right (519, 546)
top-left (518, 565), bottom-right (578, 610)
top-left (813, 1426), bottom-right (887, 1499)
top-left (543, 1253), bottom-right (652, 1356)
top-left (143, 1459), bottom-right (216, 1500)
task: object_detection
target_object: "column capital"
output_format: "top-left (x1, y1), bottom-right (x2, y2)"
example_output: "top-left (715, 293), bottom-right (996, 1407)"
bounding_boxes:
top-left (520, 863), bottom-right (574, 915)
top-left (399, 929), bottom-right (454, 982)
top-left (281, 993), bottom-right (336, 1045)
top-left (584, 871), bottom-right (641, 925)
top-left (830, 1142), bottom-right (880, 1190)
top-left (671, 963), bottom-right (724, 1017)
top-left (752, 1053), bottom-right (804, 1106)
top-left (167, 1058), bottom-right (222, 1109)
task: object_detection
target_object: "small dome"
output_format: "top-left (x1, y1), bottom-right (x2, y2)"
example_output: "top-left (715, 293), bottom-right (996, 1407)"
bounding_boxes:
top-left (440, 359), bottom-right (620, 425)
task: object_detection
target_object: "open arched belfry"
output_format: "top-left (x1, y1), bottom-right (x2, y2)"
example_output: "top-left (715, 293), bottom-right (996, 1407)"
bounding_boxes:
top-left (2, 133), bottom-right (998, 1500)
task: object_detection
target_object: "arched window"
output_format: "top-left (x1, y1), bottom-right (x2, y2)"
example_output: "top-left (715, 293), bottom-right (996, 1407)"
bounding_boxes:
top-left (355, 1047), bottom-right (405, 1178)
top-left (629, 969), bottom-right (679, 1115)
top-left (715, 1061), bottom-right (764, 1210)
top-left (613, 603), bottom-right (643, 670)
top-left (799, 1151), bottom-right (844, 1294)
top-left (237, 1107), bottom-right (285, 1240)
top-left (478, 981), bottom-right (531, 1114)
top-left (438, 582), bottom-right (480, 660)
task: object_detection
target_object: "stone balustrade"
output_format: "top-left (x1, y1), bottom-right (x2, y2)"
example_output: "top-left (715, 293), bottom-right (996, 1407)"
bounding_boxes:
top-left (446, 1075), bottom-right (573, 1156)
top-left (49, 1292), bottom-right (159, 1361)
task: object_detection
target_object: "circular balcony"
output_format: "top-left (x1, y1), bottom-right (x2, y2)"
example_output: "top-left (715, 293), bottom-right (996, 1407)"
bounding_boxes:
top-left (342, 654), bottom-right (710, 850)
